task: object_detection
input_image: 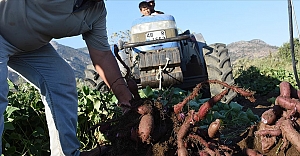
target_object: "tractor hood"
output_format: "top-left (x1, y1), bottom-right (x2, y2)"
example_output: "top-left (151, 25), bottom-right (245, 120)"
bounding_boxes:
top-left (131, 14), bottom-right (177, 34)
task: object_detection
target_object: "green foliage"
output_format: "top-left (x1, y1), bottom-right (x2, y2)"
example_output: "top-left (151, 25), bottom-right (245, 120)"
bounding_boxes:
top-left (189, 99), bottom-right (259, 128)
top-left (234, 66), bottom-right (284, 95)
top-left (233, 47), bottom-right (300, 95)
top-left (139, 86), bottom-right (189, 106)
top-left (187, 98), bottom-right (259, 142)
top-left (77, 86), bottom-right (118, 150)
top-left (278, 38), bottom-right (300, 60)
top-left (4, 80), bottom-right (49, 156)
top-left (3, 80), bottom-right (119, 155)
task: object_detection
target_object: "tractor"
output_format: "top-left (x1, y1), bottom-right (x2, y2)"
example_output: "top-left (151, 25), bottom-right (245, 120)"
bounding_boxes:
top-left (84, 14), bottom-right (236, 104)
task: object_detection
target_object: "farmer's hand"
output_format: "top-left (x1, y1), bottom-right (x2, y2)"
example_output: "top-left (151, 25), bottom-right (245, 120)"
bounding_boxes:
top-left (118, 102), bottom-right (131, 114)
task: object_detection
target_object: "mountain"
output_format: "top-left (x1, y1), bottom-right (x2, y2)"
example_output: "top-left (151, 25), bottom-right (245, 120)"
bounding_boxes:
top-left (8, 41), bottom-right (92, 83)
top-left (50, 41), bottom-right (91, 78)
top-left (227, 39), bottom-right (279, 62)
top-left (8, 39), bottom-right (279, 83)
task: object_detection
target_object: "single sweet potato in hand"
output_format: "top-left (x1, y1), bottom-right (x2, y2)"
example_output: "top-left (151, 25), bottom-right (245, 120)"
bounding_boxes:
top-left (137, 103), bottom-right (152, 115)
top-left (138, 114), bottom-right (154, 144)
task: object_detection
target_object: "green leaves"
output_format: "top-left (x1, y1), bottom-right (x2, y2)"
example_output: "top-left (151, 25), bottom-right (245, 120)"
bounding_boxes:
top-left (200, 101), bottom-right (259, 127)
top-left (229, 102), bottom-right (243, 112)
top-left (77, 85), bottom-right (118, 150)
top-left (246, 108), bottom-right (260, 122)
top-left (278, 38), bottom-right (300, 60)
top-left (140, 86), bottom-right (154, 98)
top-left (234, 66), bottom-right (281, 95)
top-left (4, 81), bottom-right (49, 155)
top-left (197, 101), bottom-right (260, 143)
top-left (5, 106), bottom-right (20, 119)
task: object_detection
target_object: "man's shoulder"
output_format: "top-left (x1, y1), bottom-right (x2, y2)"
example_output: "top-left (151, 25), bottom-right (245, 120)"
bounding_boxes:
top-left (151, 10), bottom-right (164, 15)
top-left (154, 10), bottom-right (164, 14)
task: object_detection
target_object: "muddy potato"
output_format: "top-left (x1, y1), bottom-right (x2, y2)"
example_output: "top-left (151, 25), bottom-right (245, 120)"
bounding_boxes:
top-left (138, 114), bottom-right (154, 143)
top-left (208, 119), bottom-right (221, 138)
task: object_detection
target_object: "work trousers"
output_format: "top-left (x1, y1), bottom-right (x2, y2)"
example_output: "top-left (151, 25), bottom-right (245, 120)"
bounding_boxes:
top-left (0, 35), bottom-right (80, 156)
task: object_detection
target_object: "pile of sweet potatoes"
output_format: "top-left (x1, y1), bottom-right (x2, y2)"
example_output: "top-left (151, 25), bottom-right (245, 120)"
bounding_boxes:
top-left (98, 46), bottom-right (260, 155)
top-left (171, 80), bottom-right (257, 156)
top-left (254, 81), bottom-right (300, 154)
top-left (91, 79), bottom-right (261, 156)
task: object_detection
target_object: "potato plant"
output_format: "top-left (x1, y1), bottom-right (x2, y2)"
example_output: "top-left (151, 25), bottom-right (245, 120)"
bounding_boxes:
top-left (3, 79), bottom-right (119, 155)
top-left (234, 51), bottom-right (298, 96)
top-left (77, 85), bottom-right (119, 150)
top-left (4, 80), bottom-right (49, 156)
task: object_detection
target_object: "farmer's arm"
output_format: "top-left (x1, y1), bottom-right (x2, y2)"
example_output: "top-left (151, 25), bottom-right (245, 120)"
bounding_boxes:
top-left (81, 4), bottom-right (132, 107)
top-left (87, 45), bottom-right (132, 106)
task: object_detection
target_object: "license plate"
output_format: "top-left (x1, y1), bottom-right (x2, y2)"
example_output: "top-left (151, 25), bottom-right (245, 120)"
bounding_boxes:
top-left (145, 30), bottom-right (166, 41)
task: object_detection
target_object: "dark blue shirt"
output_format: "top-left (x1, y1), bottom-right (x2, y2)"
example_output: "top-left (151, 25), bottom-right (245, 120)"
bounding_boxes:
top-left (73, 0), bottom-right (97, 12)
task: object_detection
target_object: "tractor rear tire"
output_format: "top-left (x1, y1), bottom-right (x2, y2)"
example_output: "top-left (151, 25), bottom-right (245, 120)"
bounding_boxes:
top-left (84, 64), bottom-right (109, 92)
top-left (203, 43), bottom-right (237, 104)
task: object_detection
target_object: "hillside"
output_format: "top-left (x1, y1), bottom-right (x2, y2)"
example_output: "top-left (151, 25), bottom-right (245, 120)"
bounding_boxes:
top-left (227, 39), bottom-right (279, 62)
top-left (50, 41), bottom-right (92, 78)
top-left (8, 39), bottom-right (279, 82)
top-left (8, 41), bottom-right (91, 83)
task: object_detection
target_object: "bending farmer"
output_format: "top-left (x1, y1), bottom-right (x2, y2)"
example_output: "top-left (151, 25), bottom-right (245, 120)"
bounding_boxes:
top-left (0, 0), bottom-right (132, 155)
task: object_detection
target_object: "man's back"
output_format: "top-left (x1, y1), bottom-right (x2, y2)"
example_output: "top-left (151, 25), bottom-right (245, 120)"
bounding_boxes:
top-left (0, 0), bottom-right (106, 51)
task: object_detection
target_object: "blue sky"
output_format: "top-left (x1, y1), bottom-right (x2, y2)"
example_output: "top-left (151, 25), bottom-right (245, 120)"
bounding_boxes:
top-left (54, 0), bottom-right (300, 49)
